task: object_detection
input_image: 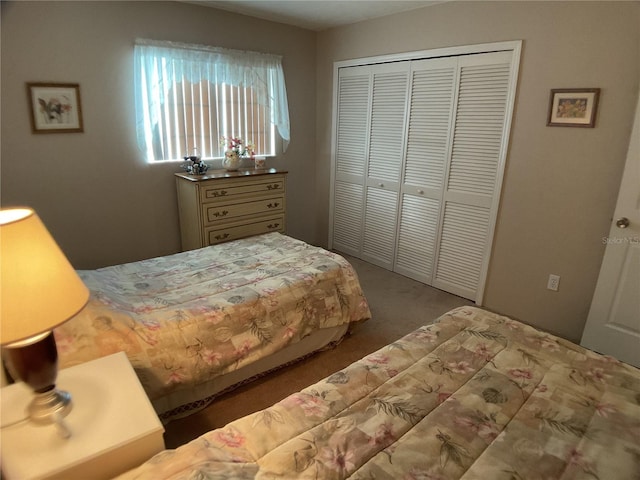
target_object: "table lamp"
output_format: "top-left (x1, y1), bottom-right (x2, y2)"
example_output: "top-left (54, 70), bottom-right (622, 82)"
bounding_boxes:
top-left (0, 207), bottom-right (89, 432)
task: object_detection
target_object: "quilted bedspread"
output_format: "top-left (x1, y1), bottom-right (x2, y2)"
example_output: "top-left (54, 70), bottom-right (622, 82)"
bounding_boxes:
top-left (117, 306), bottom-right (640, 480)
top-left (55, 233), bottom-right (370, 413)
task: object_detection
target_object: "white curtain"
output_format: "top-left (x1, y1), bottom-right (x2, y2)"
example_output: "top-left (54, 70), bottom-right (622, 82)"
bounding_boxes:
top-left (134, 38), bottom-right (290, 161)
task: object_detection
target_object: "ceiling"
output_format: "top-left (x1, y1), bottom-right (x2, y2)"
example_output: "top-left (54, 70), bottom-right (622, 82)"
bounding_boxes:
top-left (187, 1), bottom-right (444, 31)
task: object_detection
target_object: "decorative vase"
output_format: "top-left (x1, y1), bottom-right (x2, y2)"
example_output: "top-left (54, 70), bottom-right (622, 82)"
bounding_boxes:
top-left (223, 152), bottom-right (240, 171)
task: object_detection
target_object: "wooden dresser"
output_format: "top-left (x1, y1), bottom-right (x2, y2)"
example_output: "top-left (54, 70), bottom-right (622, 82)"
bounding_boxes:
top-left (175, 168), bottom-right (287, 250)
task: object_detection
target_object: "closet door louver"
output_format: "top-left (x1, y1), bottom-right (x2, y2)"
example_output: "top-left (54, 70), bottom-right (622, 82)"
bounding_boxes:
top-left (403, 59), bottom-right (457, 190)
top-left (395, 195), bottom-right (441, 283)
top-left (433, 51), bottom-right (513, 299)
top-left (333, 182), bottom-right (364, 253)
top-left (332, 66), bottom-right (371, 256)
top-left (336, 70), bottom-right (370, 178)
top-left (363, 187), bottom-right (399, 267)
top-left (436, 202), bottom-right (491, 293)
top-left (395, 58), bottom-right (457, 282)
top-left (367, 66), bottom-right (409, 183)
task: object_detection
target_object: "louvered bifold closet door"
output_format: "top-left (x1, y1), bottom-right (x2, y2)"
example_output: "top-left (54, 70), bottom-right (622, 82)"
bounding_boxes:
top-left (395, 58), bottom-right (457, 283)
top-left (362, 63), bottom-right (410, 269)
top-left (433, 51), bottom-right (513, 300)
top-left (332, 66), bottom-right (371, 256)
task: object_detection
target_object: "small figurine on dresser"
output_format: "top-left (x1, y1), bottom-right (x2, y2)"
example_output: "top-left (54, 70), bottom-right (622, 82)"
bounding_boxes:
top-left (182, 148), bottom-right (208, 175)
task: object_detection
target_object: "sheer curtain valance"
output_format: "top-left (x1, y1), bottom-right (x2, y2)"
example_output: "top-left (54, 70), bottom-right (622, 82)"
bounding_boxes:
top-left (134, 38), bottom-right (290, 161)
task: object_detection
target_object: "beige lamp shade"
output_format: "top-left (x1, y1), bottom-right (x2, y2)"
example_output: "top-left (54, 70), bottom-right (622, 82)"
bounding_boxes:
top-left (0, 208), bottom-right (89, 345)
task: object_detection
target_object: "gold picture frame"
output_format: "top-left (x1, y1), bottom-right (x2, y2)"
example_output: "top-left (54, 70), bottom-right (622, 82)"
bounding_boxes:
top-left (547, 88), bottom-right (600, 128)
top-left (27, 82), bottom-right (84, 133)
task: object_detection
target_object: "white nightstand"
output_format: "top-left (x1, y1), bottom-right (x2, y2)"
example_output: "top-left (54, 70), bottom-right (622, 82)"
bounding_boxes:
top-left (0, 351), bottom-right (165, 479)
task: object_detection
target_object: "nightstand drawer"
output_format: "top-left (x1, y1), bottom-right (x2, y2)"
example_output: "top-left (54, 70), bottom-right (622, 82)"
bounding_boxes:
top-left (205, 215), bottom-right (285, 245)
top-left (203, 197), bottom-right (284, 225)
top-left (200, 178), bottom-right (285, 203)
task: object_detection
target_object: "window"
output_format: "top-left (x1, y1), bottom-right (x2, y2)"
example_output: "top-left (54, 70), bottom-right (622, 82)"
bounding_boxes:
top-left (134, 39), bottom-right (290, 162)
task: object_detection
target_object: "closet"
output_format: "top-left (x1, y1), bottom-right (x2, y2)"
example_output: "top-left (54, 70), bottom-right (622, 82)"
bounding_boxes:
top-left (330, 43), bottom-right (520, 303)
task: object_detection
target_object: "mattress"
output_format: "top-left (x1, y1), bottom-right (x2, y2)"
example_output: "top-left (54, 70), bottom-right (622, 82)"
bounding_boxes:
top-left (54, 233), bottom-right (371, 421)
top-left (116, 306), bottom-right (640, 479)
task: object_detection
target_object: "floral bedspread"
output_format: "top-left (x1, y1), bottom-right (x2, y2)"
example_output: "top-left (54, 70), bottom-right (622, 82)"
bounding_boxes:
top-left (116, 306), bottom-right (640, 480)
top-left (55, 233), bottom-right (370, 415)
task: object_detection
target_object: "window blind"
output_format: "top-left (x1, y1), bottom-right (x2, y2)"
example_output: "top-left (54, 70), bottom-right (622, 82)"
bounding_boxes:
top-left (134, 39), bottom-right (290, 162)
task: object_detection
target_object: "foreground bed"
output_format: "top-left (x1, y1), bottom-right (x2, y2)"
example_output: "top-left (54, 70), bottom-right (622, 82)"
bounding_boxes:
top-left (54, 233), bottom-right (370, 422)
top-left (117, 306), bottom-right (640, 479)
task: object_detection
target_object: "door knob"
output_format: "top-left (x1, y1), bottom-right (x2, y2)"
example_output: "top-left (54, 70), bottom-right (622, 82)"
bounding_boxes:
top-left (616, 217), bottom-right (630, 229)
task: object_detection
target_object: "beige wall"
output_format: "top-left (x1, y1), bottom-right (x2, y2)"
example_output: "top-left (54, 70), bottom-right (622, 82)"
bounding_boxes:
top-left (315, 1), bottom-right (639, 341)
top-left (1, 1), bottom-right (316, 268)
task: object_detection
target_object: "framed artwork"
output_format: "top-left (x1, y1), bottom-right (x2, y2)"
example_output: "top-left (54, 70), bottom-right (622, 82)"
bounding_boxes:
top-left (27, 83), bottom-right (84, 133)
top-left (547, 88), bottom-right (600, 128)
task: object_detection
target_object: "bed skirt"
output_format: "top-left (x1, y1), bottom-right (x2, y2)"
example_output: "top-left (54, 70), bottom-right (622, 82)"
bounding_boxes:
top-left (155, 323), bottom-right (350, 422)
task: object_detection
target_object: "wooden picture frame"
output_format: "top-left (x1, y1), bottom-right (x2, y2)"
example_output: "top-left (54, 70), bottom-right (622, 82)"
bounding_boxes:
top-left (547, 88), bottom-right (600, 128)
top-left (27, 83), bottom-right (84, 133)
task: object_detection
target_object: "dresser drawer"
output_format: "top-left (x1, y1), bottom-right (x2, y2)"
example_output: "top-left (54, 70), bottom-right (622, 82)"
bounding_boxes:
top-left (200, 178), bottom-right (285, 203)
top-left (205, 215), bottom-right (285, 245)
top-left (203, 197), bottom-right (284, 225)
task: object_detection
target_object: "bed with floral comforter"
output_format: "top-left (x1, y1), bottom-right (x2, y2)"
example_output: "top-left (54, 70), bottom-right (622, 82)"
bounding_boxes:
top-left (117, 306), bottom-right (640, 480)
top-left (54, 233), bottom-right (370, 421)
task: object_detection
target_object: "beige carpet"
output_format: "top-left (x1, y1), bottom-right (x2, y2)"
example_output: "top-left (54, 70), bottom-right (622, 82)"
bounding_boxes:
top-left (162, 254), bottom-right (472, 448)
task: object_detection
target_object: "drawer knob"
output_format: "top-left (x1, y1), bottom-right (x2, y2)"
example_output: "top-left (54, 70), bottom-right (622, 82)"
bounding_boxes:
top-left (212, 190), bottom-right (228, 197)
top-left (266, 184), bottom-right (280, 190)
top-left (213, 210), bottom-right (229, 217)
top-left (267, 202), bottom-right (280, 209)
top-left (267, 223), bottom-right (280, 229)
top-left (215, 233), bottom-right (230, 240)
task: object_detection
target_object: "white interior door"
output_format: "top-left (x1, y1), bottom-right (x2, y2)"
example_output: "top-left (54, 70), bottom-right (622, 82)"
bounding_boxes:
top-left (580, 96), bottom-right (640, 368)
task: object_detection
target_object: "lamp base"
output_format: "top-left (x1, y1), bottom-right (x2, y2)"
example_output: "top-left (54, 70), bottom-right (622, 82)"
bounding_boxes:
top-left (2, 331), bottom-right (73, 434)
top-left (28, 388), bottom-right (72, 424)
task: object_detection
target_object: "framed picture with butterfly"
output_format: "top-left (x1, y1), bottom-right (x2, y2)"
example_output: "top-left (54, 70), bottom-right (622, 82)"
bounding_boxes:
top-left (27, 82), bottom-right (84, 133)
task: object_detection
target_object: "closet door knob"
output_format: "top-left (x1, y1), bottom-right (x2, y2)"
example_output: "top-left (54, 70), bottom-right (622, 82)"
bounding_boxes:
top-left (616, 217), bottom-right (630, 229)
top-left (417, 189), bottom-right (424, 195)
top-left (378, 183), bottom-right (384, 188)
